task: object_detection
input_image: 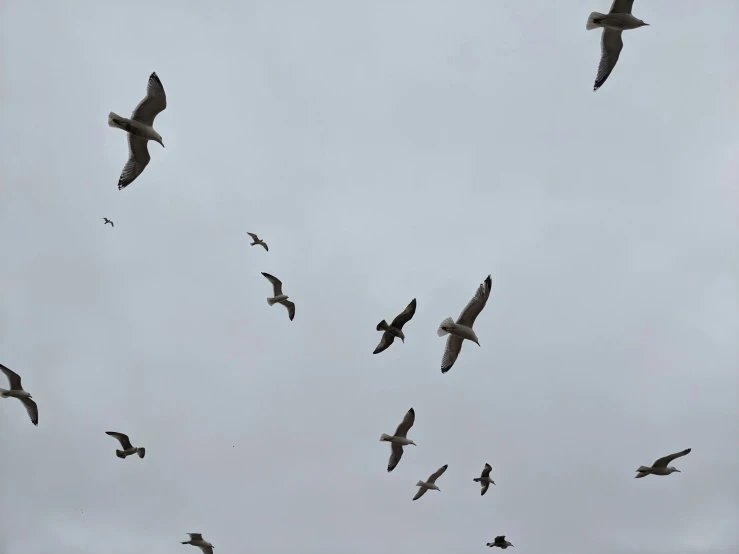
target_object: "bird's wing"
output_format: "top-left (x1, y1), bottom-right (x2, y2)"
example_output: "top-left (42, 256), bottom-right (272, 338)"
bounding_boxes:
top-left (118, 134), bottom-right (151, 190)
top-left (456, 275), bottom-right (492, 327)
top-left (373, 331), bottom-right (396, 355)
top-left (593, 29), bottom-right (624, 91)
top-left (427, 464), bottom-right (448, 484)
top-left (246, 232), bottom-right (259, 241)
top-left (412, 487), bottom-right (427, 501)
top-left (110, 221), bottom-right (114, 227)
top-left (0, 363), bottom-right (23, 390)
top-left (199, 547), bottom-right (213, 554)
top-left (388, 443), bottom-right (404, 472)
top-left (280, 300), bottom-right (295, 321)
top-left (105, 431), bottom-right (133, 449)
top-left (652, 448), bottom-right (691, 468)
top-left (188, 533), bottom-right (203, 540)
top-left (130, 72), bottom-right (167, 126)
top-left (481, 482), bottom-right (490, 496)
top-left (261, 272), bottom-right (284, 296)
top-left (481, 463), bottom-right (492, 478)
top-left (609, 0), bottom-right (634, 14)
top-left (440, 334), bottom-right (463, 373)
top-left (260, 242), bottom-right (268, 251)
top-left (390, 298), bottom-right (417, 329)
top-left (394, 407), bottom-right (415, 437)
top-left (20, 397), bottom-right (38, 426)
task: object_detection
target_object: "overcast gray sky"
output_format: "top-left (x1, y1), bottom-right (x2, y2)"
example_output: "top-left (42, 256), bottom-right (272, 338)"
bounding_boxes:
top-left (1, 1), bottom-right (738, 553)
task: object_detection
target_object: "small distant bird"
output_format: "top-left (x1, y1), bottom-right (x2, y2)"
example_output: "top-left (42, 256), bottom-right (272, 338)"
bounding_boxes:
top-left (380, 407), bottom-right (416, 472)
top-left (101, 218), bottom-right (114, 227)
top-left (474, 463), bottom-right (496, 496)
top-left (413, 464), bottom-right (448, 501)
top-left (108, 72), bottom-right (167, 190)
top-left (438, 275), bottom-right (492, 373)
top-left (587, 1), bottom-right (650, 91)
top-left (0, 363), bottom-right (38, 426)
top-left (105, 431), bottom-right (146, 459)
top-left (373, 298), bottom-right (417, 354)
top-left (635, 448), bottom-right (691, 478)
top-left (181, 533), bottom-right (214, 554)
top-left (246, 232), bottom-right (268, 251)
top-left (261, 272), bottom-right (295, 321)
top-left (487, 536), bottom-right (514, 549)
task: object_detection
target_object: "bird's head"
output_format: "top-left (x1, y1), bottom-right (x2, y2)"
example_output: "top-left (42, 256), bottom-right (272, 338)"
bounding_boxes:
top-left (639, 20), bottom-right (649, 27)
top-left (399, 330), bottom-right (406, 343)
top-left (668, 467), bottom-right (681, 474)
top-left (409, 440), bottom-right (417, 446)
top-left (156, 138), bottom-right (165, 148)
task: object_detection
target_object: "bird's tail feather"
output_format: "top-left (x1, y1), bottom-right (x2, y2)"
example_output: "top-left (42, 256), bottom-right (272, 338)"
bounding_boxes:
top-left (415, 480), bottom-right (425, 487)
top-left (0, 388), bottom-right (9, 397)
top-left (115, 449), bottom-right (126, 459)
top-left (636, 466), bottom-right (651, 472)
top-left (108, 111), bottom-right (126, 129)
top-left (379, 433), bottom-right (392, 442)
top-left (267, 297), bottom-right (278, 306)
top-left (486, 543), bottom-right (494, 547)
top-left (586, 11), bottom-right (606, 30)
top-left (376, 320), bottom-right (389, 332)
top-left (473, 477), bottom-right (481, 482)
top-left (137, 447), bottom-right (146, 459)
top-left (437, 317), bottom-right (454, 337)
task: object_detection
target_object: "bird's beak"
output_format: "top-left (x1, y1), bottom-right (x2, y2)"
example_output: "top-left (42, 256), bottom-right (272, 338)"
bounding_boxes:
top-left (476, 341), bottom-right (481, 347)
top-left (492, 481), bottom-right (496, 485)
top-left (676, 469), bottom-right (681, 472)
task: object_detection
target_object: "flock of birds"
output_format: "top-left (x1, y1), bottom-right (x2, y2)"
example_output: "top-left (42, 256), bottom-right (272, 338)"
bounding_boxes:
top-left (1, 2), bottom-right (695, 552)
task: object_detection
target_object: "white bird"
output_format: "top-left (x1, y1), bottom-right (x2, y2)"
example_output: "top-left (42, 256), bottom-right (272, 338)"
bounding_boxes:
top-left (487, 536), bottom-right (514, 549)
top-left (0, 363), bottom-right (38, 426)
top-left (587, 1), bottom-right (650, 91)
top-left (261, 272), bottom-right (295, 321)
top-left (247, 232), bottom-right (268, 251)
top-left (438, 275), bottom-right (492, 373)
top-left (101, 217), bottom-right (114, 227)
top-left (105, 431), bottom-right (146, 459)
top-left (635, 448), bottom-right (691, 478)
top-left (373, 298), bottom-right (417, 354)
top-left (413, 464), bottom-right (448, 501)
top-left (108, 72), bottom-right (167, 190)
top-left (380, 407), bottom-right (416, 472)
top-left (473, 463), bottom-right (496, 496)
top-left (181, 533), bottom-right (214, 554)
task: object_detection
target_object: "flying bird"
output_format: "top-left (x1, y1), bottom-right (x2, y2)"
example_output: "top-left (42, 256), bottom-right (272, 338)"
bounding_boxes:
top-left (635, 448), bottom-right (691, 478)
top-left (380, 407), bottom-right (416, 472)
top-left (487, 536), bottom-right (514, 549)
top-left (438, 275), bottom-right (492, 373)
top-left (247, 232), bottom-right (268, 251)
top-left (413, 464), bottom-right (448, 501)
top-left (181, 533), bottom-right (214, 554)
top-left (474, 463), bottom-right (496, 496)
top-left (373, 298), bottom-right (417, 354)
top-left (261, 272), bottom-right (295, 321)
top-left (105, 431), bottom-right (146, 459)
top-left (108, 72), bottom-right (167, 190)
top-left (101, 218), bottom-right (114, 227)
top-left (0, 363), bottom-right (38, 426)
top-left (587, 1), bottom-right (650, 91)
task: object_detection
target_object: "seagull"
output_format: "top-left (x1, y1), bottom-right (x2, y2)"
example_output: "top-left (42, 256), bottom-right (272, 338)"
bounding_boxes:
top-left (380, 407), bottom-right (416, 472)
top-left (105, 431), bottom-right (146, 459)
top-left (101, 218), bottom-right (114, 227)
top-left (247, 232), bottom-right (268, 251)
top-left (474, 463), bottom-right (496, 496)
top-left (413, 464), bottom-right (448, 501)
top-left (373, 298), bottom-right (417, 354)
top-left (108, 72), bottom-right (167, 190)
top-left (181, 533), bottom-right (214, 554)
top-left (487, 536), bottom-right (514, 549)
top-left (438, 275), bottom-right (492, 373)
top-left (0, 363), bottom-right (38, 426)
top-left (635, 448), bottom-right (691, 478)
top-left (587, 1), bottom-right (649, 91)
top-left (261, 272), bottom-right (295, 321)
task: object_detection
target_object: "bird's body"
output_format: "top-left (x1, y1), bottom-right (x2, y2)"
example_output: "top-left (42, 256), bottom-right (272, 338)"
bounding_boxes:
top-left (247, 232), bottom-right (269, 251)
top-left (413, 464), bottom-right (448, 501)
top-left (109, 72), bottom-right (167, 190)
top-left (474, 463), bottom-right (496, 495)
top-left (586, 1), bottom-right (649, 91)
top-left (105, 431), bottom-right (146, 459)
top-left (635, 448), bottom-right (691, 478)
top-left (261, 272), bottom-right (295, 321)
top-left (102, 218), bottom-right (114, 227)
top-left (380, 407), bottom-right (416, 472)
top-left (181, 533), bottom-right (214, 554)
top-left (487, 536), bottom-right (514, 549)
top-left (374, 298), bottom-right (417, 354)
top-left (0, 363), bottom-right (38, 426)
top-left (438, 275), bottom-right (492, 373)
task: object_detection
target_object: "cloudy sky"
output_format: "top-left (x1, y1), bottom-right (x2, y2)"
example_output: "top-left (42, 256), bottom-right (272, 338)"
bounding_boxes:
top-left (1, 1), bottom-right (737, 552)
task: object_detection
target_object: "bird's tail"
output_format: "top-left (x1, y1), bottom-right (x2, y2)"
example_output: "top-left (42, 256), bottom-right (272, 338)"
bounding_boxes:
top-left (115, 449), bottom-right (126, 459)
top-left (379, 433), bottom-right (392, 442)
top-left (376, 320), bottom-right (389, 332)
top-left (267, 297), bottom-right (278, 306)
top-left (437, 317), bottom-right (454, 337)
top-left (181, 542), bottom-right (190, 545)
top-left (586, 11), bottom-right (606, 30)
top-left (486, 543), bottom-right (494, 548)
top-left (137, 447), bottom-right (146, 459)
top-left (415, 481), bottom-right (425, 487)
top-left (473, 477), bottom-right (481, 482)
top-left (0, 388), bottom-right (9, 397)
top-left (636, 465), bottom-right (651, 472)
top-left (108, 111), bottom-right (126, 129)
